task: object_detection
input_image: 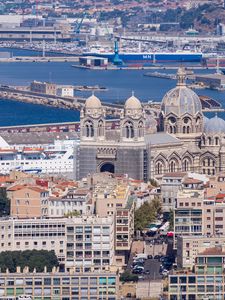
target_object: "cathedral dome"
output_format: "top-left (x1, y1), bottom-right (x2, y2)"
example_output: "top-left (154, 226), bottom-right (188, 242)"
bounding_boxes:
top-left (125, 95), bottom-right (142, 110)
top-left (161, 67), bottom-right (202, 117)
top-left (85, 95), bottom-right (102, 109)
top-left (204, 115), bottom-right (225, 134)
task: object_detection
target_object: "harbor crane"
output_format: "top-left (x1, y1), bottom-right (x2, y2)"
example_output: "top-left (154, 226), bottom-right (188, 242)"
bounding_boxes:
top-left (74, 13), bottom-right (86, 34)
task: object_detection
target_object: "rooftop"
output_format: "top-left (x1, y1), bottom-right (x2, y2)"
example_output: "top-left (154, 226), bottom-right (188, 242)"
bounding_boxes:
top-left (0, 132), bottom-right (78, 145)
top-left (183, 177), bottom-right (203, 185)
top-left (199, 247), bottom-right (225, 256)
top-left (163, 172), bottom-right (187, 178)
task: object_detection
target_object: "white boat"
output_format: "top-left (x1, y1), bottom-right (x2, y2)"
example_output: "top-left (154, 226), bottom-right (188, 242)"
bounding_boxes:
top-left (0, 138), bottom-right (79, 176)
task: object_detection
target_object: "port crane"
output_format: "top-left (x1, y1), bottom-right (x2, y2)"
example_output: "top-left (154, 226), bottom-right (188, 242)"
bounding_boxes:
top-left (113, 38), bottom-right (123, 66)
top-left (74, 13), bottom-right (86, 34)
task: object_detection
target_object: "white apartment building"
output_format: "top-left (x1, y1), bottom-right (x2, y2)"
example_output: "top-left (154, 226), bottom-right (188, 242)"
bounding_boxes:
top-left (0, 216), bottom-right (114, 272)
top-left (56, 86), bottom-right (74, 98)
top-left (65, 216), bottom-right (114, 271)
top-left (48, 189), bottom-right (91, 217)
top-left (0, 218), bottom-right (67, 263)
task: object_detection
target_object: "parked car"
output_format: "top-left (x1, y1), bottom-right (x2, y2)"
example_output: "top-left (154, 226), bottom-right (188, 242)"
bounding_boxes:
top-left (132, 262), bottom-right (144, 268)
top-left (132, 268), bottom-right (143, 274)
top-left (147, 255), bottom-right (153, 259)
top-left (133, 265), bottom-right (144, 270)
top-left (154, 255), bottom-right (160, 259)
top-left (133, 258), bottom-right (145, 264)
top-left (162, 269), bottom-right (169, 277)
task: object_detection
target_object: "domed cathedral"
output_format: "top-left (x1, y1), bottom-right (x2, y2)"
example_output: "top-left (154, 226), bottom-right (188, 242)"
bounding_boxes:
top-left (201, 115), bottom-right (225, 175)
top-left (78, 93), bottom-right (150, 181)
top-left (77, 67), bottom-right (225, 182)
top-left (160, 66), bottom-right (203, 145)
top-left (153, 67), bottom-right (225, 179)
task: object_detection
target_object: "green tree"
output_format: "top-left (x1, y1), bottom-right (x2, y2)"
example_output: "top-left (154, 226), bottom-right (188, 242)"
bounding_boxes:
top-left (169, 209), bottom-right (174, 231)
top-left (149, 178), bottom-right (158, 187)
top-left (120, 271), bottom-right (138, 282)
top-left (134, 202), bottom-right (154, 231)
top-left (151, 197), bottom-right (162, 217)
top-left (0, 188), bottom-right (10, 216)
top-left (0, 250), bottom-right (59, 272)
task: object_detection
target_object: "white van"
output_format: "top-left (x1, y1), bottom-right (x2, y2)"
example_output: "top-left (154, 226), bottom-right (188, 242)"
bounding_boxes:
top-left (133, 253), bottom-right (148, 260)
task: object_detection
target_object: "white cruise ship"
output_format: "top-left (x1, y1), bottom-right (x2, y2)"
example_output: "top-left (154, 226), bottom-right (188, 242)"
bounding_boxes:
top-left (0, 132), bottom-right (79, 176)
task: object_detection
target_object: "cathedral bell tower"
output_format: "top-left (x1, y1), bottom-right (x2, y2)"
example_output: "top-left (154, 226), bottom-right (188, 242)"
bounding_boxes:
top-left (80, 94), bottom-right (105, 142)
top-left (120, 93), bottom-right (145, 142)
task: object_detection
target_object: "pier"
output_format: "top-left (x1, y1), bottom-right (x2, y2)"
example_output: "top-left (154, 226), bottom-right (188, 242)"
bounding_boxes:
top-left (0, 56), bottom-right (80, 63)
top-left (72, 64), bottom-right (218, 71)
top-left (0, 86), bottom-right (123, 117)
top-left (0, 86), bottom-right (222, 126)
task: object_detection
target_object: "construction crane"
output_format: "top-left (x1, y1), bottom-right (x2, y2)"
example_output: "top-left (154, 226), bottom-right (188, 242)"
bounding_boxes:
top-left (74, 13), bottom-right (86, 34)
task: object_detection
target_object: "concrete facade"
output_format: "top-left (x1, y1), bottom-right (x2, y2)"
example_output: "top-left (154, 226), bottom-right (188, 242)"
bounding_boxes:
top-left (0, 270), bottom-right (118, 300)
top-left (0, 216), bottom-right (115, 272)
top-left (177, 235), bottom-right (225, 269)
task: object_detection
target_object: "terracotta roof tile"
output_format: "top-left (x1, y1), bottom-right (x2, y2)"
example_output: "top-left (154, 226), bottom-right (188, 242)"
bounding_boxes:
top-left (163, 172), bottom-right (187, 178)
top-left (199, 247), bottom-right (225, 255)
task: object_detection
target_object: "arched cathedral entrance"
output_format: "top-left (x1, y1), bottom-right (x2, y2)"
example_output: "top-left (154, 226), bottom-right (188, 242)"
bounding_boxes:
top-left (100, 162), bottom-right (115, 173)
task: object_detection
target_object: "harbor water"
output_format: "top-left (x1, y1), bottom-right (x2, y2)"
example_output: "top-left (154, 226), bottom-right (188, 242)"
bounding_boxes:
top-left (0, 49), bottom-right (224, 125)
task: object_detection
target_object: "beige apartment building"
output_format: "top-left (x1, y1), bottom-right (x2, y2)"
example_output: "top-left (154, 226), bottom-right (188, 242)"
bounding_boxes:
top-left (177, 235), bottom-right (225, 269)
top-left (0, 216), bottom-right (115, 272)
top-left (48, 189), bottom-right (91, 217)
top-left (8, 185), bottom-right (49, 218)
top-left (93, 180), bottom-right (134, 266)
top-left (175, 181), bottom-right (225, 249)
top-left (175, 197), bottom-right (225, 238)
top-left (0, 269), bottom-right (119, 300)
top-left (94, 182), bottom-right (130, 217)
top-left (205, 173), bottom-right (225, 197)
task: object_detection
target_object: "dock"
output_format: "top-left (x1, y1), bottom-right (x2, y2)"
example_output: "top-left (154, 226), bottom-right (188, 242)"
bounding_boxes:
top-left (72, 64), bottom-right (218, 71)
top-left (144, 71), bottom-right (176, 79)
top-left (0, 86), bottom-right (123, 117)
top-left (0, 56), bottom-right (80, 63)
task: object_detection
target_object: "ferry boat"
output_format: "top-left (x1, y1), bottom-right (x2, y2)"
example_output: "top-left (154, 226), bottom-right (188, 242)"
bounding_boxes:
top-left (0, 139), bottom-right (78, 176)
top-left (83, 47), bottom-right (203, 64)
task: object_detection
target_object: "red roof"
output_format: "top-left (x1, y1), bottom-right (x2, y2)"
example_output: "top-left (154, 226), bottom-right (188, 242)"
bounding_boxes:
top-left (183, 178), bottom-right (203, 185)
top-left (163, 172), bottom-right (187, 178)
top-left (216, 193), bottom-right (225, 199)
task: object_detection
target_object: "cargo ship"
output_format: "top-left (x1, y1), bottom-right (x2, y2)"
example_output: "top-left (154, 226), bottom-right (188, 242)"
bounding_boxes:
top-left (83, 40), bottom-right (203, 65)
top-left (83, 50), bottom-right (203, 64)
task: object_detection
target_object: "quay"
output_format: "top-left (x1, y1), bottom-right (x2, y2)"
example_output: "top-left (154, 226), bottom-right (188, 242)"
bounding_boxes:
top-left (0, 56), bottom-right (80, 63)
top-left (0, 86), bottom-right (123, 116)
top-left (72, 64), bottom-right (217, 71)
top-left (0, 119), bottom-right (120, 133)
top-left (0, 86), bottom-right (221, 128)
